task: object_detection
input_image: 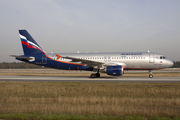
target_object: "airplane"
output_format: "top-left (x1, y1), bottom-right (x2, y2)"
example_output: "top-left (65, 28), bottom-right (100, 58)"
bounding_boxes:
top-left (10, 30), bottom-right (174, 78)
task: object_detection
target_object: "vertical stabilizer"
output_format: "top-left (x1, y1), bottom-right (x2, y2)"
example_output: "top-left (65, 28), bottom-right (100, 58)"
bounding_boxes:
top-left (19, 30), bottom-right (45, 55)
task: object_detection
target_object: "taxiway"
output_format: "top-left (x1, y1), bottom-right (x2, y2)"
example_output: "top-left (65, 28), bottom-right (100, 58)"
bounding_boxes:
top-left (0, 75), bottom-right (180, 83)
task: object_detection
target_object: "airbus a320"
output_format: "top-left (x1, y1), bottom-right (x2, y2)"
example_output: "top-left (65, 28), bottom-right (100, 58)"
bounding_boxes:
top-left (11, 30), bottom-right (174, 78)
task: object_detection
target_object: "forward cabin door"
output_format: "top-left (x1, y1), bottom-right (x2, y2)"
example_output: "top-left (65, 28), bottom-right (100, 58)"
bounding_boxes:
top-left (149, 53), bottom-right (154, 63)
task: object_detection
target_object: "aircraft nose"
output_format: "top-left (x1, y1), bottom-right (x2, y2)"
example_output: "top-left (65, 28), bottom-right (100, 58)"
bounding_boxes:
top-left (168, 60), bottom-right (174, 67)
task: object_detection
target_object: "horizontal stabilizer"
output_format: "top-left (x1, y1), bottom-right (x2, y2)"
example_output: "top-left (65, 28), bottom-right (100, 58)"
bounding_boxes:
top-left (10, 55), bottom-right (35, 62)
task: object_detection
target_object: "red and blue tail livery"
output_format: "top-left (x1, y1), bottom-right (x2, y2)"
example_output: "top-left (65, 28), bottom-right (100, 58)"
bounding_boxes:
top-left (19, 30), bottom-right (45, 55)
top-left (10, 29), bottom-right (174, 78)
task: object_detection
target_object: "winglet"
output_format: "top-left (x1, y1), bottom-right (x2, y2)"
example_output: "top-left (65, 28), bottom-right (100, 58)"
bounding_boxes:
top-left (55, 54), bottom-right (61, 60)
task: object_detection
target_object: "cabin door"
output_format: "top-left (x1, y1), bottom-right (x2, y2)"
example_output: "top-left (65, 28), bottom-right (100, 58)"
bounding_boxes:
top-left (42, 55), bottom-right (47, 64)
top-left (149, 53), bottom-right (154, 63)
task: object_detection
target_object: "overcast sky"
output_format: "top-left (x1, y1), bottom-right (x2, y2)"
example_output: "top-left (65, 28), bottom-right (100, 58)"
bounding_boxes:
top-left (0, 0), bottom-right (180, 62)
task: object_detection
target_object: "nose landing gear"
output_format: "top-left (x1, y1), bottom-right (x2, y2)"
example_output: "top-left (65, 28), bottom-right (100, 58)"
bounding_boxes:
top-left (149, 70), bottom-right (153, 78)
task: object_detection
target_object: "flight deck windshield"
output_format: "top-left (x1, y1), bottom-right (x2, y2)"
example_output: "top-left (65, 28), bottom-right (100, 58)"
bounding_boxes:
top-left (160, 56), bottom-right (167, 59)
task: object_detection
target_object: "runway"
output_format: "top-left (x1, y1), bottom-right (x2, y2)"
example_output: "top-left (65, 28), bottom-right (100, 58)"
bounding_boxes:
top-left (0, 75), bottom-right (180, 83)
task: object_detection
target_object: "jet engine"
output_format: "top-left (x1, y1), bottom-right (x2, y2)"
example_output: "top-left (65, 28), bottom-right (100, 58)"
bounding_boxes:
top-left (106, 65), bottom-right (124, 76)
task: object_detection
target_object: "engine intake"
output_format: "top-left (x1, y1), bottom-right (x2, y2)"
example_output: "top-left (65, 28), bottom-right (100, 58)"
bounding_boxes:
top-left (107, 65), bottom-right (124, 76)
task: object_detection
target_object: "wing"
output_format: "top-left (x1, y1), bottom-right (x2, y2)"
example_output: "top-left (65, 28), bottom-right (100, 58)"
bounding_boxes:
top-left (62, 56), bottom-right (105, 68)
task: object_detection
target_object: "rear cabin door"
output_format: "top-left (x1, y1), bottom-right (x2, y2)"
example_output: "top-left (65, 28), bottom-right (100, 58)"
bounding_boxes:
top-left (42, 55), bottom-right (47, 64)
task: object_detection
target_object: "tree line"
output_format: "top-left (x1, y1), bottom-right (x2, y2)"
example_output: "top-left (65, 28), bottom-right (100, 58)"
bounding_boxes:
top-left (0, 62), bottom-right (42, 69)
top-left (172, 61), bottom-right (180, 68)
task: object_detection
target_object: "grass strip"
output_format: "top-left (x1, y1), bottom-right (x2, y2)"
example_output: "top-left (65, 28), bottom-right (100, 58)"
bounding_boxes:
top-left (0, 113), bottom-right (180, 120)
top-left (0, 82), bottom-right (180, 119)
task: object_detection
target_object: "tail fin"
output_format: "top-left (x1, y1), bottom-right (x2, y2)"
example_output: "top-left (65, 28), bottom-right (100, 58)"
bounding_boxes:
top-left (19, 30), bottom-right (45, 55)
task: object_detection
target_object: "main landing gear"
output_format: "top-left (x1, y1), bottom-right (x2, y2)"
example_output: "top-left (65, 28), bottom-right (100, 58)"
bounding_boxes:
top-left (90, 72), bottom-right (100, 78)
top-left (149, 70), bottom-right (153, 78)
top-left (90, 69), bottom-right (100, 78)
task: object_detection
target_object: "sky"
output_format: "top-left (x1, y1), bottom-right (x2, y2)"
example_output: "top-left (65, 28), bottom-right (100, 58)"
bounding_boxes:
top-left (0, 0), bottom-right (180, 62)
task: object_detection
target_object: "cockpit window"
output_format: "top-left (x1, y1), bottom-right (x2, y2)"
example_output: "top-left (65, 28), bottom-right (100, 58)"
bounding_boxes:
top-left (160, 56), bottom-right (167, 59)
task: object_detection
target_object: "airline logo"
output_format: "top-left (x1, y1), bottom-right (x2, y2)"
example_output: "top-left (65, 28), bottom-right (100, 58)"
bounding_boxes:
top-left (20, 34), bottom-right (45, 53)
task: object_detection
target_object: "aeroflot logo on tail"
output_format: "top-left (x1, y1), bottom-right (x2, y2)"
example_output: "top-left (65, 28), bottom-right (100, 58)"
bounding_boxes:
top-left (19, 34), bottom-right (45, 53)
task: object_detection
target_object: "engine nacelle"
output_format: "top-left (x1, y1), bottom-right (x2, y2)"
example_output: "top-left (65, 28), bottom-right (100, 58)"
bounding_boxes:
top-left (106, 65), bottom-right (124, 76)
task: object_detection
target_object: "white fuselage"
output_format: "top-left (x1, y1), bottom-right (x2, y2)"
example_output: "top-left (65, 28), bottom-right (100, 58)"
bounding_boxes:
top-left (46, 52), bottom-right (173, 70)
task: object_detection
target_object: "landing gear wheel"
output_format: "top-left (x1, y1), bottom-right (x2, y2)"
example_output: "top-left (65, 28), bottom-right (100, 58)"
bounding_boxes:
top-left (149, 74), bottom-right (153, 78)
top-left (96, 73), bottom-right (100, 77)
top-left (148, 70), bottom-right (153, 78)
top-left (90, 74), bottom-right (96, 78)
top-left (90, 73), bottom-right (100, 78)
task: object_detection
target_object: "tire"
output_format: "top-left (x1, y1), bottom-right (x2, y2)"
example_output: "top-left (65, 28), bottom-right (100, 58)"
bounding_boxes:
top-left (149, 74), bottom-right (153, 78)
top-left (96, 73), bottom-right (100, 77)
top-left (91, 74), bottom-right (96, 78)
